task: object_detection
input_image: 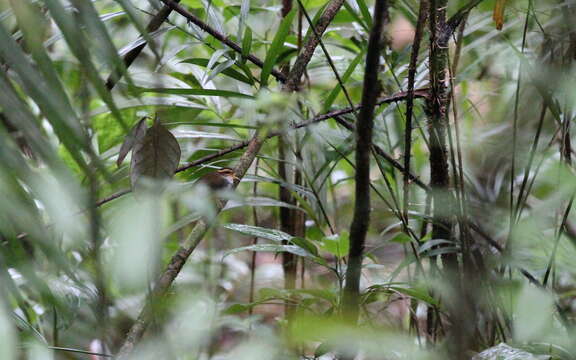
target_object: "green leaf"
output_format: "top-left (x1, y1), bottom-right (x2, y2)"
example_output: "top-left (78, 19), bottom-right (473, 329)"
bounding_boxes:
top-left (343, 1), bottom-right (369, 32)
top-left (364, 285), bottom-right (438, 306)
top-left (237, 0), bottom-right (250, 41)
top-left (0, 14), bottom-right (93, 171)
top-left (390, 233), bottom-right (411, 244)
top-left (223, 244), bottom-right (312, 258)
top-left (224, 197), bottom-right (303, 211)
top-left (131, 86), bottom-right (254, 99)
top-left (355, 0), bottom-right (373, 28)
top-left (222, 223), bottom-right (293, 242)
top-left (323, 50), bottom-right (364, 111)
top-left (206, 59), bottom-right (236, 84)
top-left (387, 286), bottom-right (438, 306)
top-left (114, 0), bottom-right (159, 58)
top-left (260, 7), bottom-right (296, 86)
top-left (223, 303), bottom-right (251, 315)
top-left (43, 0), bottom-right (128, 131)
top-left (206, 49), bottom-right (230, 72)
top-left (242, 26), bottom-right (253, 60)
top-left (291, 237), bottom-right (319, 257)
top-left (320, 231), bottom-right (350, 258)
top-left (130, 122), bottom-right (181, 189)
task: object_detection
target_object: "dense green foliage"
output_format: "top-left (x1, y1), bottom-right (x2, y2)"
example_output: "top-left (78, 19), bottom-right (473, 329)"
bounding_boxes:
top-left (0, 0), bottom-right (575, 359)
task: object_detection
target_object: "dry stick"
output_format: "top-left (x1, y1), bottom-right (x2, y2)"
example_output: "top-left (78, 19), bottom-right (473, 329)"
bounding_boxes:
top-left (158, 0), bottom-right (287, 83)
top-left (342, 0), bottom-right (388, 323)
top-left (95, 90), bottom-right (429, 208)
top-left (106, 1), bottom-right (181, 90)
top-left (116, 133), bottom-right (266, 358)
top-left (402, 0), bottom-right (429, 229)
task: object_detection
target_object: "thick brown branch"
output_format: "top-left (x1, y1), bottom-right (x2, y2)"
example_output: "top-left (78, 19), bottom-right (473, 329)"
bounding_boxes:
top-left (283, 0), bottom-right (345, 91)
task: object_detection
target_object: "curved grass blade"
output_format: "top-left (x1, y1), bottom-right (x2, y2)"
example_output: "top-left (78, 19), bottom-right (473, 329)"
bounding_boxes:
top-left (260, 7), bottom-right (296, 86)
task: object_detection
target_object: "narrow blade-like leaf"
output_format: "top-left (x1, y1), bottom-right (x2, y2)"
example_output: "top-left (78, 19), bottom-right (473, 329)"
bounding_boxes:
top-left (117, 118), bottom-right (148, 167)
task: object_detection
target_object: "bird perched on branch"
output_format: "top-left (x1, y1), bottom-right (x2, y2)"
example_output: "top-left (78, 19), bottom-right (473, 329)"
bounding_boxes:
top-left (197, 168), bottom-right (239, 191)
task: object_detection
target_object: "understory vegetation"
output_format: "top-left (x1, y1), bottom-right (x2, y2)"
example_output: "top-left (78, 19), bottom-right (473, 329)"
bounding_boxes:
top-left (0, 0), bottom-right (575, 359)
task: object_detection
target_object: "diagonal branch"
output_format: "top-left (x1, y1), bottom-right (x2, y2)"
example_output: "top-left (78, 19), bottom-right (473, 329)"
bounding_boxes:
top-left (294, 0), bottom-right (354, 107)
top-left (283, 0), bottom-right (345, 91)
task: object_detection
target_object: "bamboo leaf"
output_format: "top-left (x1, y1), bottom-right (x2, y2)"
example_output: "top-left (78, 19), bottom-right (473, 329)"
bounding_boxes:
top-left (355, 0), bottom-right (373, 28)
top-left (260, 7), bottom-right (296, 86)
top-left (223, 223), bottom-right (293, 242)
top-left (181, 58), bottom-right (253, 84)
top-left (241, 26), bottom-right (252, 59)
top-left (206, 59), bottom-right (236, 84)
top-left (320, 231), bottom-right (349, 258)
top-left (43, 0), bottom-right (127, 130)
top-left (131, 86), bottom-right (254, 99)
top-left (323, 50), bottom-right (364, 111)
top-left (223, 244), bottom-right (312, 258)
top-left (418, 239), bottom-right (455, 254)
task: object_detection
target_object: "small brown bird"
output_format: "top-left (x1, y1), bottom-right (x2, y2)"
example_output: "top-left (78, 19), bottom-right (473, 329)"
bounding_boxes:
top-left (197, 168), bottom-right (239, 191)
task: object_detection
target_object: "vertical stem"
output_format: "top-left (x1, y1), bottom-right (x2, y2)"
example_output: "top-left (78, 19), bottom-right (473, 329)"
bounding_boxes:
top-left (342, 0), bottom-right (388, 323)
top-left (279, 135), bottom-right (297, 304)
top-left (278, 0), bottom-right (298, 321)
top-left (426, 0), bottom-right (455, 271)
top-left (248, 159), bottom-right (260, 317)
top-left (403, 0), bottom-right (429, 230)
